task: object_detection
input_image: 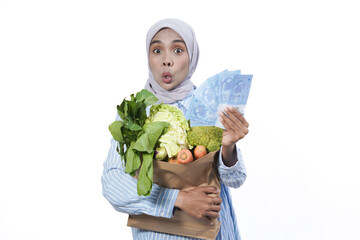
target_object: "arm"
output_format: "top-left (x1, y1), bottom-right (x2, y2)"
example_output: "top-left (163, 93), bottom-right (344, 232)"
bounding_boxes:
top-left (101, 137), bottom-right (179, 219)
top-left (218, 146), bottom-right (247, 188)
top-left (218, 105), bottom-right (249, 188)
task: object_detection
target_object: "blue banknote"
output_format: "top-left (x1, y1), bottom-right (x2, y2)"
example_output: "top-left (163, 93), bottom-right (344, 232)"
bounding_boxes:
top-left (229, 74), bottom-right (252, 105)
top-left (185, 96), bottom-right (218, 126)
top-left (208, 70), bottom-right (228, 99)
top-left (193, 74), bottom-right (219, 111)
top-left (187, 69), bottom-right (252, 129)
top-left (219, 70), bottom-right (241, 103)
top-left (214, 104), bottom-right (246, 129)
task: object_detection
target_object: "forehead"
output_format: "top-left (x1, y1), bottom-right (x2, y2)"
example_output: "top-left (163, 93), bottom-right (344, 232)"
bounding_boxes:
top-left (151, 28), bottom-right (184, 42)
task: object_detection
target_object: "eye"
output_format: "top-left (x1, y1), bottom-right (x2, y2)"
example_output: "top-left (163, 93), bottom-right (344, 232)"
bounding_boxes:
top-left (153, 48), bottom-right (161, 54)
top-left (174, 48), bottom-right (183, 54)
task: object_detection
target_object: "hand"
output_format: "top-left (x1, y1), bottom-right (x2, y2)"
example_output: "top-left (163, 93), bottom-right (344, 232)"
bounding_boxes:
top-left (219, 106), bottom-right (249, 147)
top-left (174, 186), bottom-right (222, 225)
top-left (219, 106), bottom-right (249, 166)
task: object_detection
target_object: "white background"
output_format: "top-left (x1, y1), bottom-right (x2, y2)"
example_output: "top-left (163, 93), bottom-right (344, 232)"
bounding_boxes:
top-left (1, 0), bottom-right (359, 239)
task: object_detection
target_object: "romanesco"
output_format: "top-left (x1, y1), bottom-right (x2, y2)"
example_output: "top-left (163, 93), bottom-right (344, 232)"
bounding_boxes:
top-left (186, 126), bottom-right (223, 152)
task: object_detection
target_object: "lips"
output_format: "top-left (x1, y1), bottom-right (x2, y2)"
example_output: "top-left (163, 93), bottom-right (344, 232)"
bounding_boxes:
top-left (162, 72), bottom-right (172, 83)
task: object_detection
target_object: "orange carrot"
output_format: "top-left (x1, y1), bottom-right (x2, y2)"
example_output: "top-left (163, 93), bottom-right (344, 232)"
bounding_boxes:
top-left (194, 145), bottom-right (207, 159)
top-left (176, 149), bottom-right (194, 164)
top-left (168, 157), bottom-right (178, 164)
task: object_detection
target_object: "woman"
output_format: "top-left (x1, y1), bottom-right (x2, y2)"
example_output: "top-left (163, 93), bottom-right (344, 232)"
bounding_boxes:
top-left (102, 18), bottom-right (249, 239)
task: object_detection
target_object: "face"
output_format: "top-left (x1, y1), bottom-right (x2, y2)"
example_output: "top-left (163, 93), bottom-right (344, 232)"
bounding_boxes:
top-left (149, 28), bottom-right (190, 91)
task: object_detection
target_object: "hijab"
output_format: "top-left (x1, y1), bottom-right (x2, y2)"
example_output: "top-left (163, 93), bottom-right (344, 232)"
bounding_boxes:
top-left (144, 18), bottom-right (199, 104)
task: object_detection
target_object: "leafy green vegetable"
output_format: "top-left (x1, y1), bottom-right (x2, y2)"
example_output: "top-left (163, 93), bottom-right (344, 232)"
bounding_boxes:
top-left (108, 89), bottom-right (168, 196)
top-left (133, 121), bottom-right (170, 153)
top-left (123, 141), bottom-right (141, 176)
top-left (146, 103), bottom-right (190, 158)
top-left (109, 121), bottom-right (125, 143)
top-left (137, 152), bottom-right (154, 196)
top-left (187, 126), bottom-right (223, 152)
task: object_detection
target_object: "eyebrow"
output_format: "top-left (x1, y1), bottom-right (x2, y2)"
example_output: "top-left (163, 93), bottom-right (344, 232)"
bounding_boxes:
top-left (150, 39), bottom-right (186, 46)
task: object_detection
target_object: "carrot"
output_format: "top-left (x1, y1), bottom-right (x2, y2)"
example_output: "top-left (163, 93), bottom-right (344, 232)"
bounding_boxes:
top-left (168, 157), bottom-right (178, 164)
top-left (176, 149), bottom-right (194, 164)
top-left (194, 145), bottom-right (207, 159)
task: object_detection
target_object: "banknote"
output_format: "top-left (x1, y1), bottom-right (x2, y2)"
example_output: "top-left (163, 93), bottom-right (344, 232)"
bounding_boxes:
top-left (208, 70), bottom-right (228, 99)
top-left (229, 75), bottom-right (252, 105)
top-left (193, 75), bottom-right (219, 111)
top-left (188, 118), bottom-right (213, 127)
top-left (185, 96), bottom-right (217, 126)
top-left (214, 104), bottom-right (246, 129)
top-left (187, 69), bottom-right (252, 129)
top-left (219, 70), bottom-right (241, 103)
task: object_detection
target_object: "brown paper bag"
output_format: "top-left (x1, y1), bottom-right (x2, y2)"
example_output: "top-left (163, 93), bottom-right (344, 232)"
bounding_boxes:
top-left (127, 151), bottom-right (221, 240)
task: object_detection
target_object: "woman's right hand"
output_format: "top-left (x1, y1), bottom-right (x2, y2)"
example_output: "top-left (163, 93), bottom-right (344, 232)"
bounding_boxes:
top-left (174, 186), bottom-right (222, 225)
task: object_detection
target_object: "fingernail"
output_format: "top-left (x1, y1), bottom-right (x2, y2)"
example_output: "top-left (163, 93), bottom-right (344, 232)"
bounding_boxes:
top-left (210, 222), bottom-right (214, 226)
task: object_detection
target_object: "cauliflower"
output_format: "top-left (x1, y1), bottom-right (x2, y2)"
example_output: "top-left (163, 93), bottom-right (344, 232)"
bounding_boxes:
top-left (146, 103), bottom-right (190, 158)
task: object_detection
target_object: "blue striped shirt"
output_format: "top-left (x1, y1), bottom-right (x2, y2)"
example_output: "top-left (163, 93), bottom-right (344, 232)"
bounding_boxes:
top-left (102, 92), bottom-right (247, 240)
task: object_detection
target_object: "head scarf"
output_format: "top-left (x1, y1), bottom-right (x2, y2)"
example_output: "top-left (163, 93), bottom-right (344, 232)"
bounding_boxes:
top-left (144, 18), bottom-right (199, 104)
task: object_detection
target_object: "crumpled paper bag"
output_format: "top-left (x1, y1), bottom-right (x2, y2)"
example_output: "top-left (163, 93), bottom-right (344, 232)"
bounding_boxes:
top-left (127, 151), bottom-right (221, 240)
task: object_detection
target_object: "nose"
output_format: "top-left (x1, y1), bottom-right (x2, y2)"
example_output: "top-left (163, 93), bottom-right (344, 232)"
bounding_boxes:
top-left (162, 52), bottom-right (173, 67)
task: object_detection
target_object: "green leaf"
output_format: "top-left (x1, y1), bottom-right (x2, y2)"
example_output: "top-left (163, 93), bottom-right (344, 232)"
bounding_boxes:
top-left (137, 152), bottom-right (154, 196)
top-left (121, 127), bottom-right (138, 144)
top-left (124, 142), bottom-right (141, 175)
top-left (133, 121), bottom-right (169, 153)
top-left (136, 103), bottom-right (147, 126)
top-left (117, 99), bottom-right (127, 121)
top-left (135, 89), bottom-right (158, 106)
top-left (125, 119), bottom-right (142, 131)
top-left (127, 101), bottom-right (137, 121)
top-left (108, 121), bottom-right (125, 143)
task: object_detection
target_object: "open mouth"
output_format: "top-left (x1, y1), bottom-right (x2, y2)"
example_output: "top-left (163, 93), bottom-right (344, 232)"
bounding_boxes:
top-left (162, 72), bottom-right (172, 83)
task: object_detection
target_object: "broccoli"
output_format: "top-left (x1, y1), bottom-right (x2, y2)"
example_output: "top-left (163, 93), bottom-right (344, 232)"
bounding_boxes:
top-left (186, 126), bottom-right (223, 152)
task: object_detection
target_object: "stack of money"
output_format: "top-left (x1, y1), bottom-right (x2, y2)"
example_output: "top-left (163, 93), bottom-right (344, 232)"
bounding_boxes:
top-left (185, 70), bottom-right (252, 129)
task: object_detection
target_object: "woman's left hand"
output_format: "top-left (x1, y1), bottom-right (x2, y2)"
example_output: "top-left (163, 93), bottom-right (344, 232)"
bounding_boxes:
top-left (219, 106), bottom-right (249, 148)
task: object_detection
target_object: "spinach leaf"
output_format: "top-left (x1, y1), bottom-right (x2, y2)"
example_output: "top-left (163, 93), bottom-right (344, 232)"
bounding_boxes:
top-left (136, 89), bottom-right (158, 107)
top-left (108, 121), bottom-right (124, 143)
top-left (125, 141), bottom-right (141, 176)
top-left (117, 100), bottom-right (127, 121)
top-left (137, 152), bottom-right (154, 196)
top-left (133, 121), bottom-right (169, 153)
top-left (125, 119), bottom-right (142, 131)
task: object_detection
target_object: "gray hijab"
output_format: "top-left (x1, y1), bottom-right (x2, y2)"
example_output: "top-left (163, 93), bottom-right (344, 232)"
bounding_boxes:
top-left (144, 18), bottom-right (199, 104)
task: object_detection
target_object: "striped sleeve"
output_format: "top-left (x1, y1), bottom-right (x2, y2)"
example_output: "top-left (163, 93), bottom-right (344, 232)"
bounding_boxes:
top-left (218, 146), bottom-right (247, 188)
top-left (101, 137), bottom-right (179, 218)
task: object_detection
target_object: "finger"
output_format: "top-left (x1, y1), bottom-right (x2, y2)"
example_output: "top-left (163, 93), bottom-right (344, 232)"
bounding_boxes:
top-left (221, 106), bottom-right (249, 129)
top-left (212, 197), bottom-right (222, 205)
top-left (199, 186), bottom-right (219, 194)
top-left (224, 106), bottom-right (249, 129)
top-left (220, 112), bottom-right (241, 135)
top-left (205, 211), bottom-right (220, 219)
top-left (220, 109), bottom-right (248, 138)
top-left (209, 204), bottom-right (221, 212)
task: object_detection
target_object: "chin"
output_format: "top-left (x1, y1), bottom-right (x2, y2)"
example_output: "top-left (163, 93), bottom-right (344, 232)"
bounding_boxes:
top-left (162, 85), bottom-right (175, 91)
top-left (157, 82), bottom-right (175, 91)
